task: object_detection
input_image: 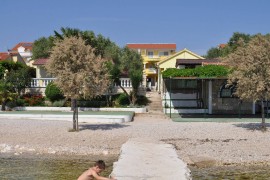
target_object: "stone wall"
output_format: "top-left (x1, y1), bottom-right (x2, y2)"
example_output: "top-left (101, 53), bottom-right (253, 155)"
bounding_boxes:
top-left (212, 80), bottom-right (253, 114)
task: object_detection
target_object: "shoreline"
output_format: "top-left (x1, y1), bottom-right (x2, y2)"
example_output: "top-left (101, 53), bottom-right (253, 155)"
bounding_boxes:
top-left (1, 116), bottom-right (270, 169)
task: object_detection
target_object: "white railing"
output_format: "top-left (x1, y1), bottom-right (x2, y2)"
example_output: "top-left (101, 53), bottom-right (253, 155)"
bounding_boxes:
top-left (30, 78), bottom-right (133, 88)
top-left (119, 78), bottom-right (132, 88)
top-left (31, 78), bottom-right (56, 87)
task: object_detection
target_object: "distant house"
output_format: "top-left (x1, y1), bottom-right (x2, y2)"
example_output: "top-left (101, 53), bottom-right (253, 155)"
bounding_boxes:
top-left (9, 42), bottom-right (33, 66)
top-left (0, 51), bottom-right (26, 64)
top-left (32, 58), bottom-right (51, 78)
top-left (127, 43), bottom-right (176, 90)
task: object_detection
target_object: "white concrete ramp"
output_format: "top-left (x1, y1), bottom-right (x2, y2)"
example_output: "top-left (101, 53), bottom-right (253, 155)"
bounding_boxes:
top-left (111, 138), bottom-right (191, 180)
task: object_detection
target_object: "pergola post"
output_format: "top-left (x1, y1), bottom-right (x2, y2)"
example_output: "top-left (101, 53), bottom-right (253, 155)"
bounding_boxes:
top-left (208, 80), bottom-right (212, 114)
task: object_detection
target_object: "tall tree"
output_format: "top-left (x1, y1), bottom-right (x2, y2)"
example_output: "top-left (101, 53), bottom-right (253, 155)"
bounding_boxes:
top-left (46, 36), bottom-right (110, 131)
top-left (54, 27), bottom-right (113, 57)
top-left (120, 47), bottom-right (143, 105)
top-left (205, 32), bottom-right (252, 58)
top-left (32, 36), bottom-right (55, 59)
top-left (223, 34), bottom-right (270, 129)
top-left (0, 61), bottom-right (31, 110)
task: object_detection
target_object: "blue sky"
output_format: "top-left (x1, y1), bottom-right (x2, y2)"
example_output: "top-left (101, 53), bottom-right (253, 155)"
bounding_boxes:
top-left (1, 0), bottom-right (270, 55)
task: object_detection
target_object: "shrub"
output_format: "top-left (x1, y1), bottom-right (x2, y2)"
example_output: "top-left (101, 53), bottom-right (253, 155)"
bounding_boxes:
top-left (6, 101), bottom-right (17, 109)
top-left (45, 82), bottom-right (64, 102)
top-left (52, 99), bottom-right (66, 107)
top-left (23, 94), bottom-right (45, 106)
top-left (79, 100), bottom-right (107, 107)
top-left (115, 93), bottom-right (130, 106)
top-left (136, 95), bottom-right (149, 106)
top-left (162, 65), bottom-right (231, 78)
top-left (16, 98), bottom-right (25, 106)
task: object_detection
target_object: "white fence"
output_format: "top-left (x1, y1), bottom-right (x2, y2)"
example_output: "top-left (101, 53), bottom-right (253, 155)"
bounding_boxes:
top-left (30, 78), bottom-right (133, 88)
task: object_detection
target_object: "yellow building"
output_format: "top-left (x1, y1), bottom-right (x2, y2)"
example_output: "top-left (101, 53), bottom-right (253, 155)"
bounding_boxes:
top-left (127, 43), bottom-right (176, 90)
top-left (157, 48), bottom-right (205, 92)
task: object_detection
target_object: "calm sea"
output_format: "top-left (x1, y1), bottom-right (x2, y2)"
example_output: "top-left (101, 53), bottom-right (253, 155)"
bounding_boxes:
top-left (1, 154), bottom-right (270, 180)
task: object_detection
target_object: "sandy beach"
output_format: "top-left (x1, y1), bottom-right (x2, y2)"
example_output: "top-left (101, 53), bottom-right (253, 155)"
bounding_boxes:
top-left (0, 113), bottom-right (270, 167)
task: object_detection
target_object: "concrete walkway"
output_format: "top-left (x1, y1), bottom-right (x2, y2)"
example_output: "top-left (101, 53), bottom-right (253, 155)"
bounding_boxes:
top-left (111, 138), bottom-right (191, 180)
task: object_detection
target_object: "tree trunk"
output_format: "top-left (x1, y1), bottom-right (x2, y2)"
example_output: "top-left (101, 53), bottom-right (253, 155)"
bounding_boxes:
top-left (1, 100), bottom-right (6, 111)
top-left (72, 99), bottom-right (79, 131)
top-left (131, 90), bottom-right (137, 105)
top-left (261, 100), bottom-right (266, 129)
top-left (71, 98), bottom-right (76, 111)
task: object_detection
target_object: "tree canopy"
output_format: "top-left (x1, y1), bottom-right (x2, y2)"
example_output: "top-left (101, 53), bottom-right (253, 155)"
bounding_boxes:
top-left (222, 34), bottom-right (270, 128)
top-left (205, 32), bottom-right (253, 58)
top-left (46, 36), bottom-right (110, 99)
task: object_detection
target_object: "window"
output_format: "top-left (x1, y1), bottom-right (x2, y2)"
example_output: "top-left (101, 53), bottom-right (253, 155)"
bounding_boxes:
top-left (159, 51), bottom-right (169, 56)
top-left (147, 51), bottom-right (154, 58)
top-left (219, 84), bottom-right (236, 98)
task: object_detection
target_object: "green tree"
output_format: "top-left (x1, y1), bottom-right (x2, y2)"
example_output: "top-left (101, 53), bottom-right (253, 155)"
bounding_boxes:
top-left (54, 27), bottom-right (113, 57)
top-left (205, 32), bottom-right (252, 58)
top-left (0, 61), bottom-right (32, 110)
top-left (5, 67), bottom-right (32, 96)
top-left (120, 47), bottom-right (144, 105)
top-left (32, 36), bottom-right (55, 59)
top-left (46, 36), bottom-right (110, 131)
top-left (223, 34), bottom-right (270, 129)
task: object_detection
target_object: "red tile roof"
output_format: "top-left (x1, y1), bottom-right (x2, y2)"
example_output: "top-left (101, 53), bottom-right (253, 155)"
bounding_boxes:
top-left (12, 42), bottom-right (33, 51)
top-left (218, 44), bottom-right (227, 49)
top-left (127, 43), bottom-right (176, 49)
top-left (32, 58), bottom-right (49, 65)
top-left (0, 52), bottom-right (10, 61)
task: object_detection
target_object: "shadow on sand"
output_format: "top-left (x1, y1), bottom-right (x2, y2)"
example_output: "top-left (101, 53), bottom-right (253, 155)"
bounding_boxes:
top-left (233, 123), bottom-right (270, 131)
top-left (178, 114), bottom-right (263, 118)
top-left (79, 123), bottom-right (129, 131)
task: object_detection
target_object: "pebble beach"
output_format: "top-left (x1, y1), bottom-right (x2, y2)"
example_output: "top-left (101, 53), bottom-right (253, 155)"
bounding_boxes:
top-left (1, 114), bottom-right (270, 167)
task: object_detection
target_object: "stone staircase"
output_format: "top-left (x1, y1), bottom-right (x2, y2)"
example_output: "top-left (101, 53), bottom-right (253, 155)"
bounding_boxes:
top-left (145, 91), bottom-right (169, 120)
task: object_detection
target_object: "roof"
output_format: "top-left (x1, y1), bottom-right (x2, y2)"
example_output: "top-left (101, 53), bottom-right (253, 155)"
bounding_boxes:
top-left (32, 58), bottom-right (49, 65)
top-left (218, 44), bottom-right (227, 49)
top-left (0, 52), bottom-right (10, 60)
top-left (127, 43), bottom-right (176, 49)
top-left (12, 42), bottom-right (33, 51)
top-left (157, 48), bottom-right (205, 66)
top-left (176, 59), bottom-right (221, 66)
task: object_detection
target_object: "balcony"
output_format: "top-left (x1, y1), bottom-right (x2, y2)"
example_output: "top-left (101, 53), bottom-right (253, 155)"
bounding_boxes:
top-left (143, 55), bottom-right (168, 63)
top-left (144, 68), bottom-right (157, 75)
top-left (28, 78), bottom-right (147, 96)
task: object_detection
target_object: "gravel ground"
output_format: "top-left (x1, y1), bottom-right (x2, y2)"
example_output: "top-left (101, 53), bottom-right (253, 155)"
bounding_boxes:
top-left (1, 114), bottom-right (270, 166)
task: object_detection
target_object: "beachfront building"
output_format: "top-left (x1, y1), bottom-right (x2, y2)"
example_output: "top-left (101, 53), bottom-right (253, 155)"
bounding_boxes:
top-left (30, 58), bottom-right (137, 95)
top-left (157, 48), bottom-right (255, 115)
top-left (127, 43), bottom-right (176, 91)
top-left (157, 48), bottom-right (205, 92)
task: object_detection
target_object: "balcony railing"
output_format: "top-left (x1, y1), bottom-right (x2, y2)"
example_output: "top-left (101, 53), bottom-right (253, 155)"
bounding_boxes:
top-left (30, 78), bottom-right (133, 88)
top-left (31, 78), bottom-right (56, 87)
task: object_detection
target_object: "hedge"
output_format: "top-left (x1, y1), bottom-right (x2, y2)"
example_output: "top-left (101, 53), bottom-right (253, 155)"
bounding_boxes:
top-left (162, 65), bottom-right (232, 78)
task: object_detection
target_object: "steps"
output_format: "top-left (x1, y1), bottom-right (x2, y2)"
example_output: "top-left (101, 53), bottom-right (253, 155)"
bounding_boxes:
top-left (146, 91), bottom-right (163, 112)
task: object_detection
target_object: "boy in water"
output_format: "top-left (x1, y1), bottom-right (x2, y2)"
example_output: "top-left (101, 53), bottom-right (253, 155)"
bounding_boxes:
top-left (77, 160), bottom-right (116, 180)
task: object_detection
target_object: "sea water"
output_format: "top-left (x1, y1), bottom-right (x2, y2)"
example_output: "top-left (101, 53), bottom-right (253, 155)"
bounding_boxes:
top-left (1, 154), bottom-right (270, 180)
top-left (190, 165), bottom-right (270, 179)
top-left (0, 154), bottom-right (114, 180)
